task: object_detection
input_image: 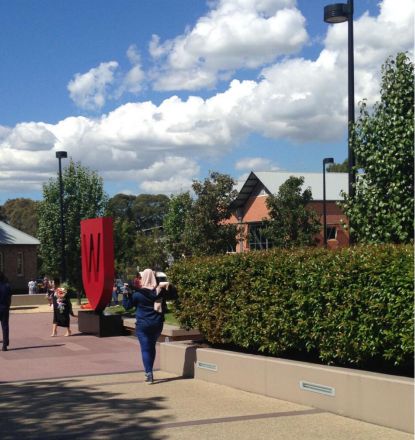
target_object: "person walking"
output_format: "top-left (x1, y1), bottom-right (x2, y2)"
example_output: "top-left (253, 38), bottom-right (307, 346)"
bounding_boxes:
top-left (124, 268), bottom-right (169, 384)
top-left (51, 278), bottom-right (75, 337)
top-left (28, 279), bottom-right (36, 295)
top-left (0, 272), bottom-right (12, 351)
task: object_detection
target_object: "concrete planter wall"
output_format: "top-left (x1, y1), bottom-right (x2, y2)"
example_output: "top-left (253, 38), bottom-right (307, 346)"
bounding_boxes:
top-left (160, 341), bottom-right (414, 433)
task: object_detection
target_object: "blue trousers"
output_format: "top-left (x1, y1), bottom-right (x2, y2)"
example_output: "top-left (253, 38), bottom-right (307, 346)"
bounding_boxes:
top-left (0, 308), bottom-right (9, 348)
top-left (136, 324), bottom-right (163, 374)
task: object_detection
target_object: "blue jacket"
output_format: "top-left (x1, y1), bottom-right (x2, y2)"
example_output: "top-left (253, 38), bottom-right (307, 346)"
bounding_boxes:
top-left (125, 288), bottom-right (164, 330)
top-left (0, 281), bottom-right (12, 311)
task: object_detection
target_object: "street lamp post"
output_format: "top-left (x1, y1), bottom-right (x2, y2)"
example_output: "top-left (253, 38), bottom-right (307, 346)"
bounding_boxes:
top-left (323, 157), bottom-right (334, 247)
top-left (324, 0), bottom-right (355, 244)
top-left (56, 151), bottom-right (68, 282)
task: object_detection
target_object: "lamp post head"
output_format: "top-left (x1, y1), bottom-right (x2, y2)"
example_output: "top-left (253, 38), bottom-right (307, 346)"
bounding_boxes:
top-left (324, 3), bottom-right (350, 23)
top-left (323, 157), bottom-right (335, 165)
top-left (56, 151), bottom-right (68, 159)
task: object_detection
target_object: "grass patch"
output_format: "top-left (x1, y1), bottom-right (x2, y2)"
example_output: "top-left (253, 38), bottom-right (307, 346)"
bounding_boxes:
top-left (164, 311), bottom-right (179, 326)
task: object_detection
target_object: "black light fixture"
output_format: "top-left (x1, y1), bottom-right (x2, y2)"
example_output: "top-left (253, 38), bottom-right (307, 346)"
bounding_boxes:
top-left (56, 151), bottom-right (68, 282)
top-left (324, 0), bottom-right (355, 245)
top-left (324, 3), bottom-right (349, 23)
top-left (323, 157), bottom-right (334, 247)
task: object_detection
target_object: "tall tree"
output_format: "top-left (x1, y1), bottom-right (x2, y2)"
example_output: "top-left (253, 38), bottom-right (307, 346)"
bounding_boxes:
top-left (131, 194), bottom-right (170, 232)
top-left (163, 192), bottom-right (193, 260)
top-left (106, 193), bottom-right (170, 274)
top-left (37, 160), bottom-right (108, 290)
top-left (134, 229), bottom-right (168, 272)
top-left (263, 176), bottom-right (320, 247)
top-left (0, 198), bottom-right (39, 237)
top-left (106, 194), bottom-right (135, 220)
top-left (112, 217), bottom-right (137, 277)
top-left (327, 159), bottom-right (348, 173)
top-left (342, 52), bottom-right (414, 243)
top-left (183, 172), bottom-right (238, 256)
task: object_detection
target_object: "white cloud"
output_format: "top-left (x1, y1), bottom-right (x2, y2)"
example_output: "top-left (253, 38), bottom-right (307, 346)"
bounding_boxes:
top-left (68, 47), bottom-right (146, 110)
top-left (0, 0), bottom-right (413, 200)
top-left (68, 61), bottom-right (119, 111)
top-left (118, 45), bottom-right (145, 95)
top-left (235, 157), bottom-right (280, 171)
top-left (138, 156), bottom-right (200, 194)
top-left (1, 122), bottom-right (56, 151)
top-left (150, 0), bottom-right (308, 90)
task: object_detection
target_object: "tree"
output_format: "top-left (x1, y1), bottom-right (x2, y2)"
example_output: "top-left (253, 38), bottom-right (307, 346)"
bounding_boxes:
top-left (112, 217), bottom-right (137, 277)
top-left (134, 229), bottom-right (168, 272)
top-left (183, 172), bottom-right (238, 256)
top-left (342, 52), bottom-right (414, 243)
top-left (106, 194), bottom-right (135, 220)
top-left (163, 192), bottom-right (193, 260)
top-left (327, 159), bottom-right (348, 173)
top-left (0, 198), bottom-right (39, 237)
top-left (106, 193), bottom-right (170, 274)
top-left (131, 194), bottom-right (170, 232)
top-left (37, 160), bottom-right (108, 290)
top-left (263, 176), bottom-right (321, 247)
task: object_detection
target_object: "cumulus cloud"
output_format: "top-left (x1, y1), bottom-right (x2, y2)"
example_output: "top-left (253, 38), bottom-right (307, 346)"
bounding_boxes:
top-left (149, 0), bottom-right (308, 90)
top-left (138, 156), bottom-right (200, 193)
top-left (235, 157), bottom-right (280, 171)
top-left (68, 47), bottom-right (146, 110)
top-left (68, 61), bottom-right (119, 111)
top-left (0, 0), bottom-right (413, 200)
top-left (2, 122), bottom-right (57, 151)
top-left (118, 45), bottom-right (145, 95)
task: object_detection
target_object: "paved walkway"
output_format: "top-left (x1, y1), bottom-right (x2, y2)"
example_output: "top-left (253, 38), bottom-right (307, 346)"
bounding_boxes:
top-left (0, 308), bottom-right (411, 439)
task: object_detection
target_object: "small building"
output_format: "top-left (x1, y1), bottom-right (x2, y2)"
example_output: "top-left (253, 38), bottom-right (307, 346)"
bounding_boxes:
top-left (229, 171), bottom-right (349, 252)
top-left (0, 221), bottom-right (40, 292)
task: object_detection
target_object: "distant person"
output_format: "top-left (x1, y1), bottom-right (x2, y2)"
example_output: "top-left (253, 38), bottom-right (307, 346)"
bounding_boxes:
top-left (28, 279), bottom-right (36, 295)
top-left (46, 278), bottom-right (54, 307)
top-left (111, 281), bottom-right (119, 306)
top-left (124, 268), bottom-right (172, 384)
top-left (0, 272), bottom-right (12, 351)
top-left (51, 278), bottom-right (75, 337)
top-left (121, 283), bottom-right (131, 310)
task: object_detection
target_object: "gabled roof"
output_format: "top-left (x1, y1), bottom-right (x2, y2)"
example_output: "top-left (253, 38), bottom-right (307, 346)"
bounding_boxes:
top-left (233, 171), bottom-right (348, 209)
top-left (0, 221), bottom-right (40, 245)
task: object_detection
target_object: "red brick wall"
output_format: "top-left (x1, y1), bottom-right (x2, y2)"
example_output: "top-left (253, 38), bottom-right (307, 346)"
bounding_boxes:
top-left (0, 245), bottom-right (38, 292)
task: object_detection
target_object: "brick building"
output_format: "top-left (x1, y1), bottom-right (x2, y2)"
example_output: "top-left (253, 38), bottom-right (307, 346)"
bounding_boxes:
top-left (0, 221), bottom-right (40, 292)
top-left (229, 171), bottom-right (349, 252)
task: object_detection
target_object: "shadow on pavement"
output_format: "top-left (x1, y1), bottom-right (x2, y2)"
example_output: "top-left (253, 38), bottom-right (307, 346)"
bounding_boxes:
top-left (0, 379), bottom-right (171, 439)
top-left (10, 306), bottom-right (39, 311)
top-left (5, 344), bottom-right (65, 351)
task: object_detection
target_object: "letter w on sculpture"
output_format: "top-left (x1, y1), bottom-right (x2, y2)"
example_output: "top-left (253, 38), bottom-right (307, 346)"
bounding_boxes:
top-left (81, 218), bottom-right (114, 311)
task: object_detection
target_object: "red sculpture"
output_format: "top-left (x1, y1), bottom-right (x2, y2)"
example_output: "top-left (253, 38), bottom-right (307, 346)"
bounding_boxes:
top-left (80, 217), bottom-right (114, 312)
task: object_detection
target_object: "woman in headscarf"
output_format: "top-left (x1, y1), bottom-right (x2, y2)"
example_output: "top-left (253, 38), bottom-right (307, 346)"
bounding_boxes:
top-left (124, 268), bottom-right (168, 384)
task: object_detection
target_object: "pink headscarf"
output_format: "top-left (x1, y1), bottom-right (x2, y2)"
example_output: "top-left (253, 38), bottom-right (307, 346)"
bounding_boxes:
top-left (140, 268), bottom-right (157, 290)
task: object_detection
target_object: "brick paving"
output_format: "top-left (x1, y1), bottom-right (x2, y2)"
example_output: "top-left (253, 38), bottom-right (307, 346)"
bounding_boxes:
top-left (0, 310), bottom-right (146, 382)
top-left (0, 308), bottom-right (411, 440)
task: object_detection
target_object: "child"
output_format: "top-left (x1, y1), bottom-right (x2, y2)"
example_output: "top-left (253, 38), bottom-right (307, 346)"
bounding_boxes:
top-left (51, 278), bottom-right (75, 337)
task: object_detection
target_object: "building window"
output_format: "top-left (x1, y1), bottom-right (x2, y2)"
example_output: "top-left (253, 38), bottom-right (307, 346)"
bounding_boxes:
top-left (248, 223), bottom-right (272, 250)
top-left (0, 252), bottom-right (3, 272)
top-left (17, 252), bottom-right (24, 277)
top-left (326, 226), bottom-right (337, 240)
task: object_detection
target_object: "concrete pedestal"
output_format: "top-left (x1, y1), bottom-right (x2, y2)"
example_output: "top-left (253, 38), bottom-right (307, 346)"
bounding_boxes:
top-left (78, 310), bottom-right (124, 337)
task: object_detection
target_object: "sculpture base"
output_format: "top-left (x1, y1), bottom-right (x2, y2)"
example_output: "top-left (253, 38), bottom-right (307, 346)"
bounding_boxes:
top-left (78, 310), bottom-right (124, 337)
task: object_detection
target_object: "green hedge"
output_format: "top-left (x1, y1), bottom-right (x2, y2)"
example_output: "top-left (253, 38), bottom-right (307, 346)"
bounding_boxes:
top-left (168, 244), bottom-right (413, 371)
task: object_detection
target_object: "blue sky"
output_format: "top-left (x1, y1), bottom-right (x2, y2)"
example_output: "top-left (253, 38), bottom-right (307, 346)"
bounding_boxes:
top-left (0, 0), bottom-right (413, 203)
